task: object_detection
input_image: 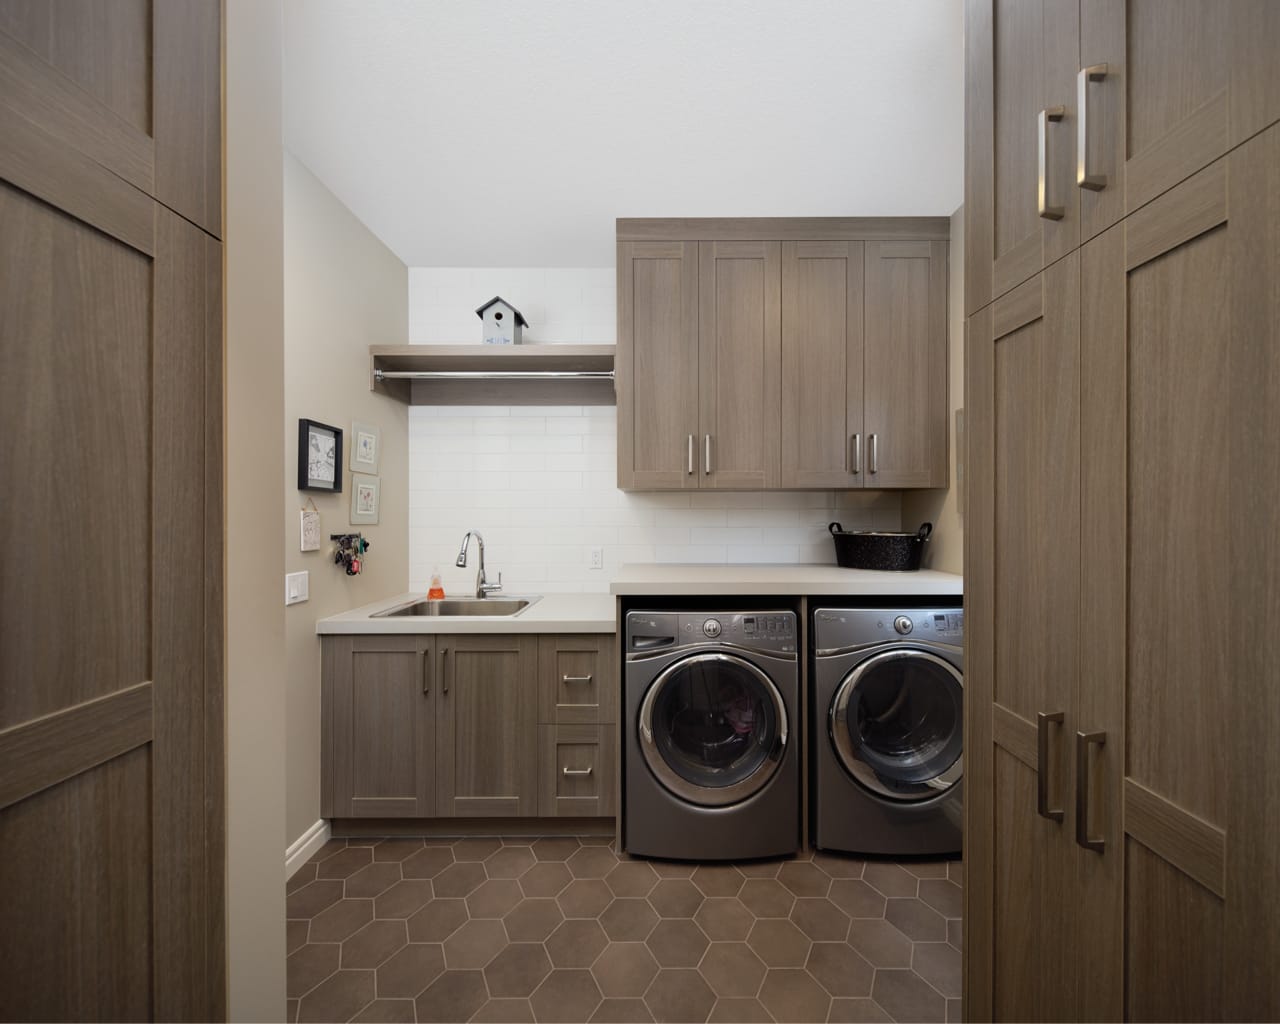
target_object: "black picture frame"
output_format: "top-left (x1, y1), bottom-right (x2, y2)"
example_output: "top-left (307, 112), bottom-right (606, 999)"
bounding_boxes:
top-left (298, 418), bottom-right (344, 492)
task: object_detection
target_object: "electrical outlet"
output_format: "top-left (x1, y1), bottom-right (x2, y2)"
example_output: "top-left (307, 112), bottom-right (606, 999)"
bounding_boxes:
top-left (285, 571), bottom-right (309, 605)
top-left (589, 546), bottom-right (604, 570)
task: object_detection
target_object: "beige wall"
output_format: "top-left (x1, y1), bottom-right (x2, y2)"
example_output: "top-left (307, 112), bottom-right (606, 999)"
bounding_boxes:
top-left (225, 0), bottom-right (287, 1019)
top-left (902, 205), bottom-right (964, 575)
top-left (283, 153), bottom-right (409, 848)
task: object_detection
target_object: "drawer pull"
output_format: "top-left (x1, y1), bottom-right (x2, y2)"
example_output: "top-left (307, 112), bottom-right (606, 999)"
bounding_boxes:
top-left (563, 766), bottom-right (594, 776)
top-left (563, 674), bottom-right (593, 684)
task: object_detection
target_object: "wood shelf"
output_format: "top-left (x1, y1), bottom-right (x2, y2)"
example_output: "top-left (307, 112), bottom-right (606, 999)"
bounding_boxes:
top-left (370, 344), bottom-right (616, 406)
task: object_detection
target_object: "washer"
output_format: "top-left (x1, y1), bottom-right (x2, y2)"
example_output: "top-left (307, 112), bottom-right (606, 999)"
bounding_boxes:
top-left (811, 606), bottom-right (964, 856)
top-left (623, 609), bottom-right (801, 861)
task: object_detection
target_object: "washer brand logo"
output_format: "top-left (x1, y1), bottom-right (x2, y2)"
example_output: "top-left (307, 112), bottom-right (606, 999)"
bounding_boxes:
top-left (817, 613), bottom-right (844, 622)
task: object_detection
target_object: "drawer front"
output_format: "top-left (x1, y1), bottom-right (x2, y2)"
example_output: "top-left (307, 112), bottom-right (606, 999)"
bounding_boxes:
top-left (538, 634), bottom-right (616, 725)
top-left (538, 724), bottom-right (617, 818)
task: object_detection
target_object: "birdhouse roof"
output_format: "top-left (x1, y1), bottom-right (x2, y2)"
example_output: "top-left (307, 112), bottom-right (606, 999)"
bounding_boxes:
top-left (475, 296), bottom-right (528, 326)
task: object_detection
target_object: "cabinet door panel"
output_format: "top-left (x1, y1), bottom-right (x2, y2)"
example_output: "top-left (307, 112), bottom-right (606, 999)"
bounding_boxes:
top-left (863, 241), bottom-right (948, 488)
top-left (617, 240), bottom-right (699, 490)
top-left (699, 241), bottom-right (781, 488)
top-left (780, 240), bottom-right (864, 488)
top-left (966, 256), bottom-right (1080, 1020)
top-left (334, 636), bottom-right (433, 818)
top-left (538, 724), bottom-right (616, 818)
top-left (965, 0), bottom-right (1079, 313)
top-left (1079, 0), bottom-right (1280, 241)
top-left (437, 635), bottom-right (537, 817)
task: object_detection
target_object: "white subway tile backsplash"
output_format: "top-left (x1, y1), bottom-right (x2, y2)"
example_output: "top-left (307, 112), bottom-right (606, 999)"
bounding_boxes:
top-left (406, 267), bottom-right (900, 592)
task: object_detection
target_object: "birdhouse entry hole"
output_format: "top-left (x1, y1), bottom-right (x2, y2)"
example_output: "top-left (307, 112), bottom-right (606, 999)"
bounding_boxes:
top-left (494, 311), bottom-right (504, 321)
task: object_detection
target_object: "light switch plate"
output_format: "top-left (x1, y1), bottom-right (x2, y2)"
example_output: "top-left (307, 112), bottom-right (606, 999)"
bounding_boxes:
top-left (285, 571), bottom-right (309, 605)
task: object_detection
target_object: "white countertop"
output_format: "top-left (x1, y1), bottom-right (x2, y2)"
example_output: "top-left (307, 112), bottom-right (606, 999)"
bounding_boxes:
top-left (315, 592), bottom-right (616, 635)
top-left (610, 563), bottom-right (963, 597)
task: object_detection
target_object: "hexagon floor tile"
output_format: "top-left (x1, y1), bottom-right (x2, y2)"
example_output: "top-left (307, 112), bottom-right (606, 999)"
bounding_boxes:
top-left (287, 837), bottom-right (961, 1022)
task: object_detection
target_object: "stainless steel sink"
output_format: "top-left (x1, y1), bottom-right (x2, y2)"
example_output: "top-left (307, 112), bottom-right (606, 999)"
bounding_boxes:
top-left (373, 596), bottom-right (540, 618)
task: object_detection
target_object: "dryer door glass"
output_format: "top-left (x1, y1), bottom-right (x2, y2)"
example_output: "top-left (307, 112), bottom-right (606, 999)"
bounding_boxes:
top-left (831, 649), bottom-right (963, 802)
top-left (639, 652), bottom-right (788, 807)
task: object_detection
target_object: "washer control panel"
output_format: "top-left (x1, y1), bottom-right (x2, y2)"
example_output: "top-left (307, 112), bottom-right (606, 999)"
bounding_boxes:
top-left (625, 610), bottom-right (797, 656)
top-left (812, 607), bottom-right (964, 649)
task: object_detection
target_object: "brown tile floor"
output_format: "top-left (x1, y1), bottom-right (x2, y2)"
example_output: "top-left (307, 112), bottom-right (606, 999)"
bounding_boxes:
top-left (286, 837), bottom-right (962, 1024)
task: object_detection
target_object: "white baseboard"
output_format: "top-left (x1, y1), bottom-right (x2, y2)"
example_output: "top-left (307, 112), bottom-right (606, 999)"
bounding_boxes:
top-left (285, 819), bottom-right (331, 880)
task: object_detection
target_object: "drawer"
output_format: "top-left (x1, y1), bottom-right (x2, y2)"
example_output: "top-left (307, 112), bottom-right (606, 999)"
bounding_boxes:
top-left (538, 634), bottom-right (616, 724)
top-left (538, 724), bottom-right (616, 818)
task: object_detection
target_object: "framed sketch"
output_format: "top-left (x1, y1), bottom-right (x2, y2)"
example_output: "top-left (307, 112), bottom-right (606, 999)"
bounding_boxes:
top-left (350, 475), bottom-right (380, 525)
top-left (298, 419), bottom-right (343, 492)
top-left (350, 420), bottom-right (381, 475)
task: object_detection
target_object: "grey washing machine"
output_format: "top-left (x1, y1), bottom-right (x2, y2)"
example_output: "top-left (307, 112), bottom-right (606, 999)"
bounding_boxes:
top-left (812, 606), bottom-right (964, 856)
top-left (623, 610), bottom-right (801, 861)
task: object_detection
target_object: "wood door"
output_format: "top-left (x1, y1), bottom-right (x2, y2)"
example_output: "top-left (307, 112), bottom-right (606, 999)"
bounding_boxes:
top-left (617, 240), bottom-right (700, 490)
top-left (437, 634), bottom-right (538, 817)
top-left (328, 636), bottom-right (435, 818)
top-left (538, 634), bottom-right (617, 725)
top-left (698, 240), bottom-right (781, 488)
top-left (965, 0), bottom-right (1080, 315)
top-left (862, 240), bottom-right (949, 488)
top-left (0, 3), bottom-right (223, 1019)
top-left (1077, 0), bottom-right (1280, 242)
top-left (1076, 129), bottom-right (1280, 1021)
top-left (965, 256), bottom-right (1081, 1021)
top-left (780, 240), bottom-right (864, 488)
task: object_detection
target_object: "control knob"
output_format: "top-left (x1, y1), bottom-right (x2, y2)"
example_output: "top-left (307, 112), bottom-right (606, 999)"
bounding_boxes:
top-left (894, 615), bottom-right (914, 635)
top-left (702, 618), bottom-right (722, 638)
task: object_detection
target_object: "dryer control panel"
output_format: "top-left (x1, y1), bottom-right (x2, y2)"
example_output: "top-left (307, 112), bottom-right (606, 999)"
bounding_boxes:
top-left (812, 607), bottom-right (964, 650)
top-left (626, 610), bottom-right (797, 657)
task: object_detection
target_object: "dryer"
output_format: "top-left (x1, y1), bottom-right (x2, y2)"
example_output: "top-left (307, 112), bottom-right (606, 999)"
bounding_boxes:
top-left (811, 605), bottom-right (964, 856)
top-left (623, 609), bottom-right (801, 861)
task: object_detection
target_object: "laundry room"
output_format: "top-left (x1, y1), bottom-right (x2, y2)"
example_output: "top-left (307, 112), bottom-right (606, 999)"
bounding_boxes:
top-left (5, 1), bottom-right (1277, 1022)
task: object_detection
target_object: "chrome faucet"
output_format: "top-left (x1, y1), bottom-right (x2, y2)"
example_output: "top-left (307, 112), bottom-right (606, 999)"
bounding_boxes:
top-left (456, 530), bottom-right (503, 599)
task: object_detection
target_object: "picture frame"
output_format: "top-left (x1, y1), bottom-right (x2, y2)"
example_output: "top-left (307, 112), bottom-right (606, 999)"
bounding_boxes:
top-left (350, 474), bottom-right (380, 525)
top-left (349, 420), bottom-right (381, 475)
top-left (298, 418), bottom-right (343, 492)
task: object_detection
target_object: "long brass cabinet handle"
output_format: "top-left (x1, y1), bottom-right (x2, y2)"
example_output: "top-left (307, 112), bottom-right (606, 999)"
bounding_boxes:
top-left (1077, 65), bottom-right (1108, 190)
top-left (687, 434), bottom-right (694, 475)
top-left (704, 434), bottom-right (712, 476)
top-left (1036, 711), bottom-right (1065, 821)
top-left (869, 433), bottom-right (878, 475)
top-left (1038, 106), bottom-right (1066, 219)
top-left (1076, 730), bottom-right (1107, 851)
top-left (851, 433), bottom-right (861, 475)
top-left (441, 646), bottom-right (449, 694)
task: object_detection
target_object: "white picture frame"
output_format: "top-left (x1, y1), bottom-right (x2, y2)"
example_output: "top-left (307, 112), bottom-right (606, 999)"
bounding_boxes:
top-left (350, 474), bottom-right (380, 525)
top-left (349, 420), bottom-right (381, 476)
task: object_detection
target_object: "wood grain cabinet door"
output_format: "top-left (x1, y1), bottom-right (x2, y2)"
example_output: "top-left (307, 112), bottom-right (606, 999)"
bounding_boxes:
top-left (538, 724), bottom-right (617, 818)
top-left (780, 240), bottom-right (865, 488)
top-left (436, 635), bottom-right (538, 817)
top-left (1075, 128), bottom-right (1280, 1022)
top-left (862, 241), bottom-right (949, 488)
top-left (965, 256), bottom-right (1082, 1022)
top-left (698, 241), bottom-right (781, 488)
top-left (0, 3), bottom-right (223, 1020)
top-left (329, 636), bottom-right (435, 818)
top-left (617, 240), bottom-right (700, 490)
top-left (1077, 0), bottom-right (1280, 243)
top-left (965, 0), bottom-right (1080, 315)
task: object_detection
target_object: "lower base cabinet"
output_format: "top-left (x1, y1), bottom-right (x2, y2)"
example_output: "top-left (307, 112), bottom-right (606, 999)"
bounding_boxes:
top-left (321, 631), bottom-right (616, 821)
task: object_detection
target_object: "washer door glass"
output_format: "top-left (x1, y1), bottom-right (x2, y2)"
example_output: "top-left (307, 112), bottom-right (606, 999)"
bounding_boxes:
top-left (831, 649), bottom-right (962, 802)
top-left (639, 652), bottom-right (788, 808)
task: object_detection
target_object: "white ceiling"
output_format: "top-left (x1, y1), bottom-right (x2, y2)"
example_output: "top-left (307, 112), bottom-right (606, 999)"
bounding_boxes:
top-left (282, 0), bottom-right (964, 268)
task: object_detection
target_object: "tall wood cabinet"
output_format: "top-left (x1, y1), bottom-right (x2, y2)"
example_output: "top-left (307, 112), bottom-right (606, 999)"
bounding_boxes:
top-left (965, 1), bottom-right (1280, 1018)
top-left (617, 219), bottom-right (949, 491)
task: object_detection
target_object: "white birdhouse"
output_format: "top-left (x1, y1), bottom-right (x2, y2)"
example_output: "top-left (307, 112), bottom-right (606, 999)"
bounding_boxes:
top-left (476, 296), bottom-right (527, 345)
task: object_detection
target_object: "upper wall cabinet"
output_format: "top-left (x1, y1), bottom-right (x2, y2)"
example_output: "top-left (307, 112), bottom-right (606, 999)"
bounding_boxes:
top-left (966, 0), bottom-right (1280, 315)
top-left (618, 220), bottom-right (949, 492)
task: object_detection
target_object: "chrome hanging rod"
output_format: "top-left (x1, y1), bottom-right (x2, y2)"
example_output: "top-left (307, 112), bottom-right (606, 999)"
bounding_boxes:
top-left (375, 368), bottom-right (614, 382)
